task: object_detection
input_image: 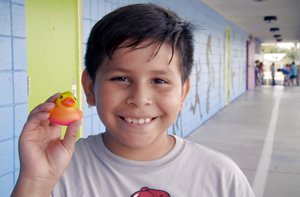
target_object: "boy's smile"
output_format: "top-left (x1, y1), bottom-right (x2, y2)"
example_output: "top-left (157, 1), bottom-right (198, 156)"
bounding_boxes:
top-left (82, 41), bottom-right (190, 160)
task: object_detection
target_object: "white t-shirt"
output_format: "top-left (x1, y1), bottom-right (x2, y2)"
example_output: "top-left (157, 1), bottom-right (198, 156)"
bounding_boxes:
top-left (52, 134), bottom-right (255, 197)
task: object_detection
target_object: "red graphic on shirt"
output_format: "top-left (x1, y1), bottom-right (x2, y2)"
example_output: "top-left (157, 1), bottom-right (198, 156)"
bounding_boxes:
top-left (131, 187), bottom-right (171, 197)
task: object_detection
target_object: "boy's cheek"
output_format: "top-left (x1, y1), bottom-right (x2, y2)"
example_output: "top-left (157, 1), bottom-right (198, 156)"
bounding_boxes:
top-left (160, 94), bottom-right (182, 109)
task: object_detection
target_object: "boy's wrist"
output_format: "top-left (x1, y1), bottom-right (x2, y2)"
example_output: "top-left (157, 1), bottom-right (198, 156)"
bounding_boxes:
top-left (12, 173), bottom-right (57, 197)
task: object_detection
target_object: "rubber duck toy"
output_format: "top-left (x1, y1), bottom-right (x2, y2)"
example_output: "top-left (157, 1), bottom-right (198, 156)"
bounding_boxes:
top-left (49, 91), bottom-right (83, 126)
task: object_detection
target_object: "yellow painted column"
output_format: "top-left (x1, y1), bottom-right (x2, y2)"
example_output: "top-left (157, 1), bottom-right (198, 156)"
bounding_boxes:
top-left (225, 26), bottom-right (231, 105)
top-left (26, 0), bottom-right (82, 136)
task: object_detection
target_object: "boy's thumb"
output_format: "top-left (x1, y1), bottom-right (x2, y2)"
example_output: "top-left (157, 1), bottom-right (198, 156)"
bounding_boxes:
top-left (63, 120), bottom-right (82, 155)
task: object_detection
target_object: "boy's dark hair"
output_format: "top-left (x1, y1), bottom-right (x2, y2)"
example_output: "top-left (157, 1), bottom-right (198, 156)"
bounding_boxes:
top-left (85, 3), bottom-right (194, 83)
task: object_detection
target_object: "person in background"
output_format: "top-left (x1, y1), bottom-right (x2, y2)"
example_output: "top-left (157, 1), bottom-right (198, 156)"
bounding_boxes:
top-left (277, 64), bottom-right (290, 86)
top-left (290, 61), bottom-right (298, 86)
top-left (270, 62), bottom-right (276, 86)
top-left (297, 64), bottom-right (300, 86)
top-left (255, 60), bottom-right (261, 86)
top-left (258, 62), bottom-right (264, 85)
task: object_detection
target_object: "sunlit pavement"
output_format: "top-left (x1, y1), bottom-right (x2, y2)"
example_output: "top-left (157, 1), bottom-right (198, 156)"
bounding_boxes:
top-left (187, 85), bottom-right (300, 197)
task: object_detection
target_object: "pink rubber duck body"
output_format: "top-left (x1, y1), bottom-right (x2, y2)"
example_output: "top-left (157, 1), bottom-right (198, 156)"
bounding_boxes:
top-left (49, 91), bottom-right (82, 126)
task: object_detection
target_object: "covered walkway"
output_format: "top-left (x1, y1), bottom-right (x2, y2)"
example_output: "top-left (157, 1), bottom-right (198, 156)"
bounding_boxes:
top-left (187, 86), bottom-right (300, 197)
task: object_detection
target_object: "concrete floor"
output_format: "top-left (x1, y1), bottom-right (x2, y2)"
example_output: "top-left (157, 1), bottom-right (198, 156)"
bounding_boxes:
top-left (186, 86), bottom-right (300, 197)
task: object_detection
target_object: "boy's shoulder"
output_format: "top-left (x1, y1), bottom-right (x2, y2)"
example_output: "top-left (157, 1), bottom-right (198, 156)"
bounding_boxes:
top-left (181, 137), bottom-right (253, 195)
top-left (74, 133), bottom-right (103, 155)
top-left (179, 136), bottom-right (242, 171)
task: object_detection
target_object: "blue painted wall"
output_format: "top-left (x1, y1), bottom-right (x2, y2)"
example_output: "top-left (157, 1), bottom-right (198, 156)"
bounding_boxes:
top-left (0, 0), bottom-right (27, 196)
top-left (81, 0), bottom-right (248, 138)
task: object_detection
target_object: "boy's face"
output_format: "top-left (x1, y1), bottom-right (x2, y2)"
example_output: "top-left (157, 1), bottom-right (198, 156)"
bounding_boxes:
top-left (82, 41), bottom-right (190, 159)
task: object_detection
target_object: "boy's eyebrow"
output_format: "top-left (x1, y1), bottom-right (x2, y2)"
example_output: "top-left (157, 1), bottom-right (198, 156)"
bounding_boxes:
top-left (105, 66), bottom-right (177, 76)
top-left (105, 66), bottom-right (130, 73)
top-left (150, 69), bottom-right (176, 76)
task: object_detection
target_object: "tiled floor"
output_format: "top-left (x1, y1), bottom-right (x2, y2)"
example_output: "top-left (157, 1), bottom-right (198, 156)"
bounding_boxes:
top-left (187, 85), bottom-right (300, 197)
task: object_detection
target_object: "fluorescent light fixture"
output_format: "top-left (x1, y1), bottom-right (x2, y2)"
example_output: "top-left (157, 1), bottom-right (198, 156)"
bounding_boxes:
top-left (264, 16), bottom-right (277, 23)
top-left (270, 27), bottom-right (280, 32)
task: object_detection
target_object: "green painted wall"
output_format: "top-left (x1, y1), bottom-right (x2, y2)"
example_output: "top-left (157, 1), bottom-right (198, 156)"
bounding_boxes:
top-left (225, 26), bottom-right (230, 105)
top-left (26, 0), bottom-right (82, 112)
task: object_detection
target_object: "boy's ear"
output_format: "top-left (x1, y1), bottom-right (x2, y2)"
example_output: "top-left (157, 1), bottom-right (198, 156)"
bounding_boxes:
top-left (180, 79), bottom-right (190, 109)
top-left (82, 69), bottom-right (96, 106)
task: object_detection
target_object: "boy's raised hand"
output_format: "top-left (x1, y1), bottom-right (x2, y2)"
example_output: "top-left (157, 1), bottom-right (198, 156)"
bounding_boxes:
top-left (12, 93), bottom-right (82, 197)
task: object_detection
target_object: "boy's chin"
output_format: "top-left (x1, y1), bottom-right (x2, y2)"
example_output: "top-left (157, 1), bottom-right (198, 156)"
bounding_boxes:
top-left (104, 131), bottom-right (167, 150)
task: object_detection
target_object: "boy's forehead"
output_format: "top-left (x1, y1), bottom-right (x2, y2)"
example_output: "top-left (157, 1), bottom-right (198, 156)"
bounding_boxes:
top-left (99, 42), bottom-right (182, 73)
top-left (102, 64), bottom-right (178, 78)
top-left (113, 40), bottom-right (180, 63)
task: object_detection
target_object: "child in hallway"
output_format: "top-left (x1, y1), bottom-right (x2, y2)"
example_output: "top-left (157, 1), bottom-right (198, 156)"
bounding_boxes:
top-left (297, 64), bottom-right (300, 86)
top-left (270, 62), bottom-right (276, 86)
top-left (258, 62), bottom-right (265, 85)
top-left (277, 64), bottom-right (291, 86)
top-left (255, 60), bottom-right (261, 86)
top-left (290, 61), bottom-right (298, 86)
top-left (12, 3), bottom-right (255, 197)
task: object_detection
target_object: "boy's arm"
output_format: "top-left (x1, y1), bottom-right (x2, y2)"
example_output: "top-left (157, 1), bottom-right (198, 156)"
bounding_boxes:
top-left (11, 174), bottom-right (56, 197)
top-left (11, 93), bottom-right (81, 197)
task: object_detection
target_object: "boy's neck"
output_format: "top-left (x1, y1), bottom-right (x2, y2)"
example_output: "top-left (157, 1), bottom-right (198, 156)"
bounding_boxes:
top-left (102, 133), bottom-right (176, 161)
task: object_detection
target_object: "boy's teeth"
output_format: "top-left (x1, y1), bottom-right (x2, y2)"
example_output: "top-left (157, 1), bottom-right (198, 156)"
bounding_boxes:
top-left (125, 117), bottom-right (151, 124)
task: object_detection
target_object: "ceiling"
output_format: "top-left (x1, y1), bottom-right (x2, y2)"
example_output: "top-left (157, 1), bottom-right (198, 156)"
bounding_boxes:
top-left (202, 0), bottom-right (300, 43)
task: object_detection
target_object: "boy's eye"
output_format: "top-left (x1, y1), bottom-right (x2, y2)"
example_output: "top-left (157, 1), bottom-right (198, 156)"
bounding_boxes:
top-left (153, 78), bottom-right (168, 84)
top-left (111, 76), bottom-right (129, 82)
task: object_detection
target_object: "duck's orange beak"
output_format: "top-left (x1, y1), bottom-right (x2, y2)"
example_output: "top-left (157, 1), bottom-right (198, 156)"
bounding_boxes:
top-left (61, 97), bottom-right (75, 107)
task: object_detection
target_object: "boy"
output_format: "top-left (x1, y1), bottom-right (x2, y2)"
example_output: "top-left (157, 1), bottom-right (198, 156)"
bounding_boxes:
top-left (12, 3), bottom-right (255, 197)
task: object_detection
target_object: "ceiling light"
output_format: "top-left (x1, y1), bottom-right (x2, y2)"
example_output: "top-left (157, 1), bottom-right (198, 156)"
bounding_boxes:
top-left (264, 16), bottom-right (277, 23)
top-left (273, 34), bottom-right (281, 38)
top-left (270, 27), bottom-right (280, 32)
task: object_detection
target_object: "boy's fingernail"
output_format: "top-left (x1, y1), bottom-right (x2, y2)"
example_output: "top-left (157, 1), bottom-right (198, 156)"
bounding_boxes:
top-left (45, 102), bottom-right (55, 109)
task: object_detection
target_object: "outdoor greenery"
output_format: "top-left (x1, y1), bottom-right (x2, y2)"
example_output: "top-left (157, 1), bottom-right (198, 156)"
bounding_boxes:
top-left (262, 44), bottom-right (299, 64)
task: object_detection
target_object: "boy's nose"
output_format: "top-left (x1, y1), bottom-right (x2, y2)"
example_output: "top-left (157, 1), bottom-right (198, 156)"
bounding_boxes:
top-left (126, 84), bottom-right (153, 107)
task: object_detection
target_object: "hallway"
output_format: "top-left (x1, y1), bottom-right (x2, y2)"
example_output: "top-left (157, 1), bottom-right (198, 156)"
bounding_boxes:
top-left (187, 86), bottom-right (300, 197)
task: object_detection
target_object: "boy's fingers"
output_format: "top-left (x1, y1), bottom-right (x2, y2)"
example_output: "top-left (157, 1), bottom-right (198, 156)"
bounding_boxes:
top-left (27, 92), bottom-right (59, 121)
top-left (26, 93), bottom-right (59, 124)
top-left (27, 93), bottom-right (63, 123)
top-left (45, 93), bottom-right (61, 103)
top-left (62, 120), bottom-right (82, 155)
top-left (28, 102), bottom-right (55, 122)
top-left (24, 101), bottom-right (56, 132)
top-left (23, 111), bottom-right (55, 132)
